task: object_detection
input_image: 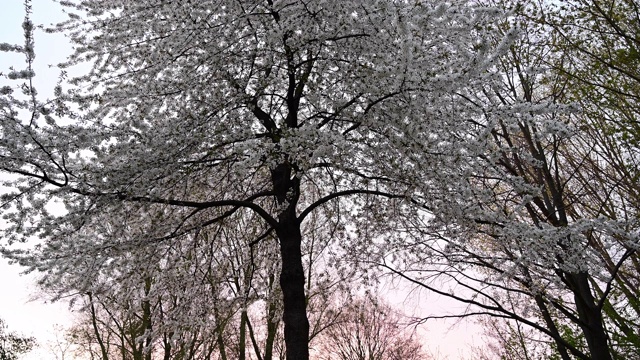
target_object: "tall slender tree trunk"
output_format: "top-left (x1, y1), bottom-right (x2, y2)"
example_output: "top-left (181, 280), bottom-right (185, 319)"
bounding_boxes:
top-left (264, 274), bottom-right (279, 360)
top-left (87, 292), bottom-right (110, 360)
top-left (142, 277), bottom-right (153, 360)
top-left (272, 163), bottom-right (309, 360)
top-left (239, 310), bottom-right (247, 360)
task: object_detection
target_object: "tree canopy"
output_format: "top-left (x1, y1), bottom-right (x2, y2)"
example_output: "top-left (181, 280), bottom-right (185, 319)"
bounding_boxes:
top-left (1, 1), bottom-right (638, 359)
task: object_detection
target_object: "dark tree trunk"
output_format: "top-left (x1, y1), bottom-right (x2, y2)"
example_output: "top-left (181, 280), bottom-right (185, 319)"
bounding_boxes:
top-left (533, 294), bottom-right (574, 360)
top-left (143, 277), bottom-right (153, 360)
top-left (239, 309), bottom-right (247, 360)
top-left (567, 272), bottom-right (612, 360)
top-left (272, 163), bottom-right (309, 360)
top-left (87, 292), bottom-right (110, 360)
top-left (264, 276), bottom-right (279, 360)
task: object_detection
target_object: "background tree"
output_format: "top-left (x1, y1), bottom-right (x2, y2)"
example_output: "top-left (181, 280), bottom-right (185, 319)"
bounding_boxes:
top-left (473, 316), bottom-right (567, 360)
top-left (0, 318), bottom-right (35, 360)
top-left (57, 205), bottom-right (366, 360)
top-left (312, 296), bottom-right (428, 360)
top-left (379, 1), bottom-right (639, 360)
top-left (541, 1), bottom-right (640, 357)
top-left (53, 211), bottom-right (281, 360)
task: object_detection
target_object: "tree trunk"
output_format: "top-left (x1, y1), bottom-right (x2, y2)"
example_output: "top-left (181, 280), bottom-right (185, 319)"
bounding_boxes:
top-left (142, 277), bottom-right (153, 360)
top-left (567, 272), bottom-right (612, 360)
top-left (272, 163), bottom-right (309, 360)
top-left (264, 274), bottom-right (279, 360)
top-left (87, 293), bottom-right (110, 360)
top-left (239, 309), bottom-right (247, 360)
top-left (533, 294), bottom-right (574, 360)
top-left (213, 305), bottom-right (228, 360)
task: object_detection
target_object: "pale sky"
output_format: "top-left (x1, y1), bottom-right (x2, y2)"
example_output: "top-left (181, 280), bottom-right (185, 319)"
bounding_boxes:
top-left (0, 1), bottom-right (485, 359)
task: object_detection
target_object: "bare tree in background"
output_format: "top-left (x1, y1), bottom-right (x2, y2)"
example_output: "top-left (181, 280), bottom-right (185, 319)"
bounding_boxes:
top-left (313, 296), bottom-right (428, 360)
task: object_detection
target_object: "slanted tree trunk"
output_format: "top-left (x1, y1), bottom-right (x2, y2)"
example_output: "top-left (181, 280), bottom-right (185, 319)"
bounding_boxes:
top-left (532, 295), bottom-right (573, 360)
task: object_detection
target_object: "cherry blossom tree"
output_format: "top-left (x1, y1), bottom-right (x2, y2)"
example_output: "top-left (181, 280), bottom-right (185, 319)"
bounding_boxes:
top-left (1, 1), bottom-right (517, 359)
